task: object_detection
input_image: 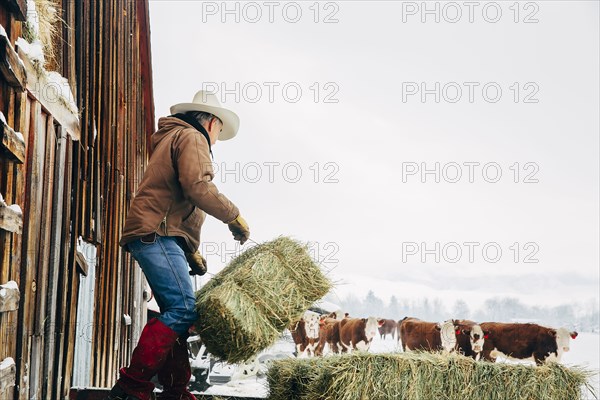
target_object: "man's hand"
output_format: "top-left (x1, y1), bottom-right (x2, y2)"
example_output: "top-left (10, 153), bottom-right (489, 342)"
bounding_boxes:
top-left (186, 251), bottom-right (207, 276)
top-left (227, 214), bottom-right (250, 245)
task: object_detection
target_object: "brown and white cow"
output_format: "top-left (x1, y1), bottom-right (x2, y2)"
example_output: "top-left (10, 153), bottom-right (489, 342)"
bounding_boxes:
top-left (339, 317), bottom-right (382, 352)
top-left (289, 311), bottom-right (321, 357)
top-left (480, 322), bottom-right (578, 365)
top-left (398, 317), bottom-right (458, 353)
top-left (453, 319), bottom-right (486, 361)
top-left (315, 317), bottom-right (341, 355)
top-left (377, 319), bottom-right (398, 340)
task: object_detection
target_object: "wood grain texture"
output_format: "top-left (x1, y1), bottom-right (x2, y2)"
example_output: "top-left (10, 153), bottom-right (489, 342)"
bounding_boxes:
top-left (0, 31), bottom-right (27, 90)
top-left (0, 118), bottom-right (25, 163)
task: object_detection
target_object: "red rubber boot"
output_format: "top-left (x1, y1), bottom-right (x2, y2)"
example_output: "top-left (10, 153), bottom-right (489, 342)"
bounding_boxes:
top-left (111, 318), bottom-right (179, 400)
top-left (156, 336), bottom-right (197, 400)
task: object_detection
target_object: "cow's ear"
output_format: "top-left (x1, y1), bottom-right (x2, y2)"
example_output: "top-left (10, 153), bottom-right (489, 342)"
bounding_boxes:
top-left (570, 331), bottom-right (578, 339)
top-left (461, 329), bottom-right (470, 336)
top-left (550, 329), bottom-right (557, 338)
top-left (483, 330), bottom-right (490, 339)
top-left (435, 324), bottom-right (441, 331)
top-left (362, 318), bottom-right (367, 323)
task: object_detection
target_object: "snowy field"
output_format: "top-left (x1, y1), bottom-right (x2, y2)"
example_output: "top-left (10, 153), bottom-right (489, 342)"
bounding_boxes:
top-left (195, 331), bottom-right (599, 399)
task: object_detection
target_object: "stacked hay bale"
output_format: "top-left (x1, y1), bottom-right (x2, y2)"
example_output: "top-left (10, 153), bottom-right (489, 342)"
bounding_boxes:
top-left (267, 352), bottom-right (595, 400)
top-left (194, 236), bottom-right (332, 363)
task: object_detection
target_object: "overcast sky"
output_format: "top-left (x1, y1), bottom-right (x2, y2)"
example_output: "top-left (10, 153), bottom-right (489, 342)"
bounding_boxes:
top-left (148, 1), bottom-right (599, 308)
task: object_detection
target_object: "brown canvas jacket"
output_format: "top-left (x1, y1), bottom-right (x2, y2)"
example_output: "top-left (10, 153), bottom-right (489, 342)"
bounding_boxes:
top-left (120, 116), bottom-right (239, 252)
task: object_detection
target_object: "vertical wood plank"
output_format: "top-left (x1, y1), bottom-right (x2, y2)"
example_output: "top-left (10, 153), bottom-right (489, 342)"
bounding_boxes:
top-left (54, 133), bottom-right (74, 399)
top-left (29, 112), bottom-right (53, 400)
top-left (16, 100), bottom-right (45, 400)
top-left (43, 121), bottom-right (66, 399)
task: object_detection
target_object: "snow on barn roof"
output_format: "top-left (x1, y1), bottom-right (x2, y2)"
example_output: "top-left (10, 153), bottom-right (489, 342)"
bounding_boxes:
top-left (311, 300), bottom-right (341, 314)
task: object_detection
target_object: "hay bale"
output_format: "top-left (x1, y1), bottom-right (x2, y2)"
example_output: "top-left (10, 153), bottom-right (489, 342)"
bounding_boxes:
top-left (267, 352), bottom-right (596, 400)
top-left (194, 236), bottom-right (332, 363)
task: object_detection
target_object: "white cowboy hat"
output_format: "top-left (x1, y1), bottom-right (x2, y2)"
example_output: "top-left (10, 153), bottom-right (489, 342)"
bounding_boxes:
top-left (170, 90), bottom-right (240, 140)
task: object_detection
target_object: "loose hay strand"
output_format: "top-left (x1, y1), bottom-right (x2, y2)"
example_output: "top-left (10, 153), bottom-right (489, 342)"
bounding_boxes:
top-left (267, 352), bottom-right (597, 400)
top-left (195, 236), bottom-right (332, 363)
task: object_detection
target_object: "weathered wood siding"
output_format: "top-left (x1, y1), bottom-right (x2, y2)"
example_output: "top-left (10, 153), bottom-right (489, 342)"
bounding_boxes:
top-left (0, 0), bottom-right (155, 398)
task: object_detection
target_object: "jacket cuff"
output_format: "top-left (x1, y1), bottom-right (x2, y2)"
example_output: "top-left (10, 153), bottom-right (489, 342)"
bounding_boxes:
top-left (225, 213), bottom-right (240, 224)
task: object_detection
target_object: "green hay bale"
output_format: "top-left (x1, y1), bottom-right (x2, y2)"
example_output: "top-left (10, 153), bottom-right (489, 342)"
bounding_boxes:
top-left (195, 236), bottom-right (332, 363)
top-left (266, 352), bottom-right (597, 400)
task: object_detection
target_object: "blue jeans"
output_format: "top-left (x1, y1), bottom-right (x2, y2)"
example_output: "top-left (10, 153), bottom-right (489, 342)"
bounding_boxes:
top-left (128, 235), bottom-right (198, 335)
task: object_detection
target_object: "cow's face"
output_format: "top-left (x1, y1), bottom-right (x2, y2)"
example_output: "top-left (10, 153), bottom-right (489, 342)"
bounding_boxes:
top-left (303, 311), bottom-right (320, 339)
top-left (463, 324), bottom-right (485, 354)
top-left (437, 319), bottom-right (457, 352)
top-left (319, 315), bottom-right (327, 327)
top-left (555, 327), bottom-right (578, 354)
top-left (364, 317), bottom-right (380, 340)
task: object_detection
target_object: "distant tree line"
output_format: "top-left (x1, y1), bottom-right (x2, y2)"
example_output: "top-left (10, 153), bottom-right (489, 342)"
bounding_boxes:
top-left (328, 291), bottom-right (599, 332)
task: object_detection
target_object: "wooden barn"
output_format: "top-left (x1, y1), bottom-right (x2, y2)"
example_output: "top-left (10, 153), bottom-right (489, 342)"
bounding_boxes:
top-left (0, 1), bottom-right (155, 399)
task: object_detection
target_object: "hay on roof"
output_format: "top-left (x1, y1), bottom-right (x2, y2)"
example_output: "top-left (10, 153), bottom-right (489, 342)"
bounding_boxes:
top-left (24, 0), bottom-right (62, 70)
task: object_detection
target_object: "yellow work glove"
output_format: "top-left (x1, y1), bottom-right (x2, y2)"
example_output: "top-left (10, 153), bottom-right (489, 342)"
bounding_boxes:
top-left (227, 214), bottom-right (250, 245)
top-left (185, 251), bottom-right (207, 276)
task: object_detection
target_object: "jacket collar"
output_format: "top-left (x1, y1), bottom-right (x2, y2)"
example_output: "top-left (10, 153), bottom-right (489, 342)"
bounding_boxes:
top-left (171, 113), bottom-right (213, 158)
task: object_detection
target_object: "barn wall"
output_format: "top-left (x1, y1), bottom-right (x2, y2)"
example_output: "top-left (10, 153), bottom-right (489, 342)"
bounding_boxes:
top-left (0, 0), bottom-right (155, 398)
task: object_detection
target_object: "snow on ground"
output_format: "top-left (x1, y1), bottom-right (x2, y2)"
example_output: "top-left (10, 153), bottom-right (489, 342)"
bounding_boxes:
top-left (196, 331), bottom-right (599, 398)
top-left (201, 376), bottom-right (268, 398)
top-left (198, 337), bottom-right (294, 398)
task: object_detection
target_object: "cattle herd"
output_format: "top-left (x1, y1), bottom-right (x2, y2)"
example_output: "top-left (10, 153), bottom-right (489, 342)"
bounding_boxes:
top-left (289, 311), bottom-right (578, 366)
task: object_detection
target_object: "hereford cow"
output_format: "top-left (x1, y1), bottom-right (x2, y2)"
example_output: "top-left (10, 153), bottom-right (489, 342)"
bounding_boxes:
top-left (315, 317), bottom-right (341, 355)
top-left (378, 319), bottom-right (398, 340)
top-left (398, 317), bottom-right (457, 353)
top-left (480, 322), bottom-right (578, 365)
top-left (454, 319), bottom-right (486, 361)
top-left (555, 327), bottom-right (579, 359)
top-left (339, 317), bottom-right (382, 352)
top-left (289, 311), bottom-right (321, 357)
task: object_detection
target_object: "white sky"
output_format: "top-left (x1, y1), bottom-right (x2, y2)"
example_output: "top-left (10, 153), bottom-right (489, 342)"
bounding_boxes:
top-left (148, 1), bottom-right (599, 308)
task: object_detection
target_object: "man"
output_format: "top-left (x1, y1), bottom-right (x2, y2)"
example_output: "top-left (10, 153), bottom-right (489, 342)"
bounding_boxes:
top-left (106, 91), bottom-right (250, 400)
